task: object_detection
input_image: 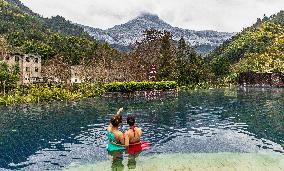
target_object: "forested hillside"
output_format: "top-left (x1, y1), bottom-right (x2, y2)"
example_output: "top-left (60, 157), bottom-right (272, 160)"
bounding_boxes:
top-left (209, 11), bottom-right (284, 77)
top-left (0, 0), bottom-right (119, 65)
top-left (0, 0), bottom-right (210, 85)
top-left (129, 29), bottom-right (210, 85)
top-left (1, 0), bottom-right (283, 86)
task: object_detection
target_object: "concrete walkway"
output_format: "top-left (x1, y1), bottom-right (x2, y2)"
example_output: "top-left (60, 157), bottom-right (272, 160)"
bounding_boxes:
top-left (65, 153), bottom-right (284, 171)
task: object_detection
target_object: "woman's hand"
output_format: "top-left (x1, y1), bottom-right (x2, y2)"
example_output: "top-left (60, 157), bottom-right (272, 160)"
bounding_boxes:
top-left (117, 107), bottom-right (123, 114)
top-left (110, 139), bottom-right (125, 147)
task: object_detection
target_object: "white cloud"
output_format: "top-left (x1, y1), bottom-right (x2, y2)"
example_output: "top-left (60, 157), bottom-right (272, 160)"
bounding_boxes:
top-left (20, 0), bottom-right (284, 32)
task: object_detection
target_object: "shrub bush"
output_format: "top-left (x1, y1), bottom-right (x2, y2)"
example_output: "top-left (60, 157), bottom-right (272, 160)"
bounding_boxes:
top-left (0, 81), bottom-right (177, 106)
top-left (104, 81), bottom-right (177, 93)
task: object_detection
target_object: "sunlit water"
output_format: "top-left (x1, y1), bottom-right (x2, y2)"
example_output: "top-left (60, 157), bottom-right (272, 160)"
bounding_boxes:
top-left (0, 88), bottom-right (283, 170)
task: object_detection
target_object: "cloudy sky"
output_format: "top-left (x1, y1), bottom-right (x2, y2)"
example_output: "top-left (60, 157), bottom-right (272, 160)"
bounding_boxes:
top-left (21, 0), bottom-right (284, 32)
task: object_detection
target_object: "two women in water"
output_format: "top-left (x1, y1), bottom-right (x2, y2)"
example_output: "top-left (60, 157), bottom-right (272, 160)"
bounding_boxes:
top-left (107, 108), bottom-right (143, 152)
top-left (107, 108), bottom-right (146, 170)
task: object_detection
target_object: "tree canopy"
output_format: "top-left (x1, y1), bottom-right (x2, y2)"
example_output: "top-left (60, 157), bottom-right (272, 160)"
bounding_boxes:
top-left (208, 11), bottom-right (284, 77)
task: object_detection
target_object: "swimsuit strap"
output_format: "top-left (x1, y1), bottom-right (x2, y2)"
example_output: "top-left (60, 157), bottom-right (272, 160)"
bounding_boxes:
top-left (131, 126), bottom-right (136, 137)
top-left (109, 129), bottom-right (120, 143)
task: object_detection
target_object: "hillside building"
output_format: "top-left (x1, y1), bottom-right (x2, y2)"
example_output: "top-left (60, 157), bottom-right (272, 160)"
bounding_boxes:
top-left (71, 65), bottom-right (84, 84)
top-left (3, 54), bottom-right (43, 84)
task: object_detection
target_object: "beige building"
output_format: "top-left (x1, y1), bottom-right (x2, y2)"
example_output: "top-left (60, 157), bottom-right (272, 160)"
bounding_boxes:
top-left (3, 54), bottom-right (42, 84)
top-left (71, 65), bottom-right (84, 84)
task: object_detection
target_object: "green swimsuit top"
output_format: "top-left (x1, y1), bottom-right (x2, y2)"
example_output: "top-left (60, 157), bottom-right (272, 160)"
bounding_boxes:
top-left (107, 130), bottom-right (125, 152)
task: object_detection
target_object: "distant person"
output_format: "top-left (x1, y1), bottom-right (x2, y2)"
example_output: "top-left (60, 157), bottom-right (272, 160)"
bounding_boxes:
top-left (107, 109), bottom-right (125, 152)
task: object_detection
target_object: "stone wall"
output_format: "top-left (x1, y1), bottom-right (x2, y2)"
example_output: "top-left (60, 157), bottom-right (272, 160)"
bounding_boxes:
top-left (238, 72), bottom-right (284, 87)
top-left (103, 89), bottom-right (178, 100)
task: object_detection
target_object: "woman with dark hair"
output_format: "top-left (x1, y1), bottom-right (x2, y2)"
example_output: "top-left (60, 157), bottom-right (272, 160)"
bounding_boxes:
top-left (124, 115), bottom-right (151, 169)
top-left (107, 108), bottom-right (125, 152)
top-left (124, 115), bottom-right (143, 153)
top-left (107, 108), bottom-right (123, 131)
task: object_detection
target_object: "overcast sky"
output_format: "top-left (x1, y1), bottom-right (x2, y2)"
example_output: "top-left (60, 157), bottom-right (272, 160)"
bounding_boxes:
top-left (21, 0), bottom-right (284, 32)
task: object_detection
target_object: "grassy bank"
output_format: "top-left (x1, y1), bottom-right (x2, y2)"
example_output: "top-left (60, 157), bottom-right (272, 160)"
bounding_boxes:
top-left (0, 81), bottom-right (177, 106)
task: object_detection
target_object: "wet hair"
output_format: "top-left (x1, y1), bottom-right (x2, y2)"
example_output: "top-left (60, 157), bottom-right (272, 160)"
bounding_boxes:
top-left (116, 114), bottom-right (122, 124)
top-left (127, 115), bottom-right (136, 126)
top-left (111, 115), bottom-right (121, 127)
top-left (112, 114), bottom-right (122, 124)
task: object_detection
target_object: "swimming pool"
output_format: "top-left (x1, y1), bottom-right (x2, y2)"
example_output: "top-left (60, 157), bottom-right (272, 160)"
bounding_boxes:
top-left (0, 88), bottom-right (283, 170)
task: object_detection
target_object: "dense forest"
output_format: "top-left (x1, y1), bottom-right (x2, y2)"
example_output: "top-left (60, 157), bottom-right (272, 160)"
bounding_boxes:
top-left (0, 0), bottom-right (210, 86)
top-left (209, 11), bottom-right (284, 78)
top-left (0, 0), bottom-right (283, 88)
top-left (0, 0), bottom-right (114, 65)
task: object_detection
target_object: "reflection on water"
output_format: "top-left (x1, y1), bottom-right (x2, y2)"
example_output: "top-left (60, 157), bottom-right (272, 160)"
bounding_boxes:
top-left (0, 88), bottom-right (283, 170)
top-left (109, 151), bottom-right (124, 171)
top-left (108, 150), bottom-right (140, 171)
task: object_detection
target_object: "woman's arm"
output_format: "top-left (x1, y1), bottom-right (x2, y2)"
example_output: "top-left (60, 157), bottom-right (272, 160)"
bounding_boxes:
top-left (118, 132), bottom-right (125, 145)
top-left (124, 132), bottom-right (130, 147)
top-left (110, 140), bottom-right (125, 147)
top-left (110, 139), bottom-right (141, 146)
top-left (116, 108), bottom-right (123, 115)
top-left (107, 124), bottom-right (112, 131)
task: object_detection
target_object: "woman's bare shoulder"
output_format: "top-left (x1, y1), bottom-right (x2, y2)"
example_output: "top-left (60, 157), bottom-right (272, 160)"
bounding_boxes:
top-left (136, 127), bottom-right (142, 131)
top-left (124, 129), bottom-right (131, 135)
top-left (136, 127), bottom-right (142, 135)
top-left (107, 124), bottom-right (112, 131)
top-left (114, 130), bottom-right (124, 137)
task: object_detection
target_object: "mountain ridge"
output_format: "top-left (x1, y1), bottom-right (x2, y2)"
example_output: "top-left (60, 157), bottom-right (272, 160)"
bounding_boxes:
top-left (83, 13), bottom-right (236, 54)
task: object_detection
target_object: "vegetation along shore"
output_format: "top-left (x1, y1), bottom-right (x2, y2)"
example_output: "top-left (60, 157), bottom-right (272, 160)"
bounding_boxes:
top-left (0, 0), bottom-right (283, 106)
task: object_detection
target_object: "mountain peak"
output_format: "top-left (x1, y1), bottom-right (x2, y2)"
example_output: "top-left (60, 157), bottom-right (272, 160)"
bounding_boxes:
top-left (83, 13), bottom-right (235, 54)
top-left (136, 13), bottom-right (160, 21)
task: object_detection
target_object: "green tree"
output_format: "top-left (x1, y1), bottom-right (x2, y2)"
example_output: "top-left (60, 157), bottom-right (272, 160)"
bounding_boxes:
top-left (157, 31), bottom-right (176, 81)
top-left (176, 37), bottom-right (208, 85)
top-left (211, 56), bottom-right (230, 77)
top-left (176, 37), bottom-right (187, 84)
top-left (0, 61), bottom-right (19, 94)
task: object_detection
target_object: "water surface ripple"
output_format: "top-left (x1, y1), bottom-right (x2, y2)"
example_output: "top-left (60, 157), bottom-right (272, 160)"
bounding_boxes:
top-left (0, 88), bottom-right (283, 170)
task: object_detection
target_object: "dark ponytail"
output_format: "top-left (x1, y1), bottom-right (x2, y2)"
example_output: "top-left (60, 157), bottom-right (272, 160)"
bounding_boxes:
top-left (127, 115), bottom-right (135, 126)
top-left (111, 115), bottom-right (121, 127)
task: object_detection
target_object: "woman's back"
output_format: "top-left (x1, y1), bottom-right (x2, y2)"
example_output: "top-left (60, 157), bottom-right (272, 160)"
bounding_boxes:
top-left (107, 131), bottom-right (125, 152)
top-left (125, 127), bottom-right (142, 144)
top-left (107, 115), bottom-right (125, 152)
top-left (125, 115), bottom-right (142, 147)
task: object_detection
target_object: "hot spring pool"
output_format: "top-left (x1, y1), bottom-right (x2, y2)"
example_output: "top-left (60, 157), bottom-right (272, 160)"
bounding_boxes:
top-left (0, 88), bottom-right (283, 170)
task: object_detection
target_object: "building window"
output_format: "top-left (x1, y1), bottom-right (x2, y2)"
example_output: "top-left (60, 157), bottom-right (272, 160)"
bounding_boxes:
top-left (15, 56), bottom-right (20, 62)
top-left (35, 58), bottom-right (39, 63)
top-left (26, 57), bottom-right (30, 62)
top-left (35, 67), bottom-right (39, 72)
top-left (26, 67), bottom-right (30, 72)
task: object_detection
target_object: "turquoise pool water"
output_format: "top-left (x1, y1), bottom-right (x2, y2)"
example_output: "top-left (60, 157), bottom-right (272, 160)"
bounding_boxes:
top-left (0, 88), bottom-right (283, 170)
